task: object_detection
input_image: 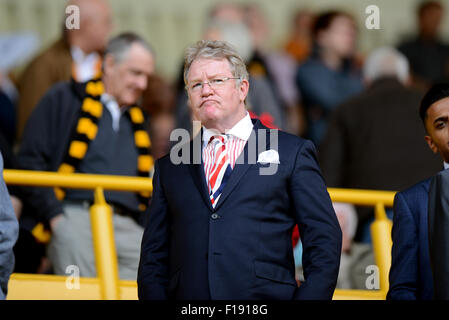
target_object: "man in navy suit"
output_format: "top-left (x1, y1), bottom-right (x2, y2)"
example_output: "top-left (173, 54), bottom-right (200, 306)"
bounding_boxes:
top-left (137, 40), bottom-right (342, 300)
top-left (428, 168), bottom-right (449, 299)
top-left (388, 83), bottom-right (449, 299)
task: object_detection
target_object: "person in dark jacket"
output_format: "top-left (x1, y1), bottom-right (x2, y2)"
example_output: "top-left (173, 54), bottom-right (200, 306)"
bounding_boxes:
top-left (319, 47), bottom-right (441, 242)
top-left (138, 39), bottom-right (341, 300)
top-left (388, 83), bottom-right (449, 299)
top-left (15, 32), bottom-right (154, 280)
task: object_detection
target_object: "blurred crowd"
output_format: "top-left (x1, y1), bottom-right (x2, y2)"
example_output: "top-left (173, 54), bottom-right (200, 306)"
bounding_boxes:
top-left (1, 0), bottom-right (449, 289)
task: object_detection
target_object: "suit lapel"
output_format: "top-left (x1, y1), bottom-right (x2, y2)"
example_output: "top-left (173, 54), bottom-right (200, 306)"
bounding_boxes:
top-left (187, 130), bottom-right (214, 211)
top-left (213, 120), bottom-right (267, 211)
top-left (188, 163), bottom-right (214, 211)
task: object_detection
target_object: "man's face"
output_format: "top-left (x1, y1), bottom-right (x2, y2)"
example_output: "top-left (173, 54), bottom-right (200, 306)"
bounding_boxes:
top-left (186, 58), bottom-right (248, 131)
top-left (425, 97), bottom-right (449, 162)
top-left (80, 0), bottom-right (113, 53)
top-left (419, 6), bottom-right (443, 38)
top-left (318, 16), bottom-right (357, 59)
top-left (104, 43), bottom-right (154, 106)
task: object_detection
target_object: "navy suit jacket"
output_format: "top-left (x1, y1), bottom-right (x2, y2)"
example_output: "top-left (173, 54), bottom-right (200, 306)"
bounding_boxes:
top-left (387, 178), bottom-right (433, 300)
top-left (138, 120), bottom-right (342, 300)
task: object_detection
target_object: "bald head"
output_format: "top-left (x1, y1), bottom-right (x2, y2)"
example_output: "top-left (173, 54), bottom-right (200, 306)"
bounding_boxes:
top-left (65, 0), bottom-right (112, 53)
top-left (363, 47), bottom-right (409, 84)
top-left (208, 3), bottom-right (244, 23)
top-left (68, 0), bottom-right (109, 22)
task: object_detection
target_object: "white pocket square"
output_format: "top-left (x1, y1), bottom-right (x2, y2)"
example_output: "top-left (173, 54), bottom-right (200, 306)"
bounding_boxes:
top-left (257, 149), bottom-right (280, 164)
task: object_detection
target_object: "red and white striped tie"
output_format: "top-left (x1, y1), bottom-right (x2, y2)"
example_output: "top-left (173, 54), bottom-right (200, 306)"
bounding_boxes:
top-left (204, 135), bottom-right (232, 208)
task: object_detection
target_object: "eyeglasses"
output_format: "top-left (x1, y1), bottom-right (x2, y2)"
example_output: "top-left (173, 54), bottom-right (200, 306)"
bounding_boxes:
top-left (187, 77), bottom-right (241, 93)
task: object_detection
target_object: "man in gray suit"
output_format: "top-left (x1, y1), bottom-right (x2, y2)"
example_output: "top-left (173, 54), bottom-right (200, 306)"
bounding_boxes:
top-left (0, 151), bottom-right (19, 299)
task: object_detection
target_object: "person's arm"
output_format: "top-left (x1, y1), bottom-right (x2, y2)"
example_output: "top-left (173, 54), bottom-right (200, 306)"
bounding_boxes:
top-left (137, 160), bottom-right (170, 299)
top-left (387, 192), bottom-right (419, 300)
top-left (16, 90), bottom-right (65, 225)
top-left (290, 140), bottom-right (342, 300)
top-left (0, 152), bottom-right (19, 299)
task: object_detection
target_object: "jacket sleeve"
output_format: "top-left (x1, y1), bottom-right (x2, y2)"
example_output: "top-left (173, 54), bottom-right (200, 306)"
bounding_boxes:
top-left (16, 90), bottom-right (65, 223)
top-left (387, 192), bottom-right (419, 300)
top-left (0, 152), bottom-right (19, 299)
top-left (137, 160), bottom-right (170, 299)
top-left (290, 140), bottom-right (342, 299)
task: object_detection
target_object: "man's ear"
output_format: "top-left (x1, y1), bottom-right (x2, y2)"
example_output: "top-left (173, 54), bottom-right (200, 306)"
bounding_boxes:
top-left (187, 95), bottom-right (192, 110)
top-left (103, 54), bottom-right (115, 76)
top-left (239, 79), bottom-right (249, 103)
top-left (186, 94), bottom-right (197, 119)
top-left (425, 135), bottom-right (439, 154)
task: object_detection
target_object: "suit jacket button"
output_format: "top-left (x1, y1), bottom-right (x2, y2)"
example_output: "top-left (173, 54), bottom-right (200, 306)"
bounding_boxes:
top-left (211, 213), bottom-right (219, 220)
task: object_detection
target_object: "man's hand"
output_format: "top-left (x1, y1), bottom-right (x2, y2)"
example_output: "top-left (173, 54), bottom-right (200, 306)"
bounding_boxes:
top-left (333, 202), bottom-right (358, 253)
top-left (10, 195), bottom-right (23, 219)
top-left (49, 214), bottom-right (64, 232)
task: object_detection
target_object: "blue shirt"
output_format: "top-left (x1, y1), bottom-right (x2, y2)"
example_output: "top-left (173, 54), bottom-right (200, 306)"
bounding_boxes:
top-left (296, 57), bottom-right (363, 146)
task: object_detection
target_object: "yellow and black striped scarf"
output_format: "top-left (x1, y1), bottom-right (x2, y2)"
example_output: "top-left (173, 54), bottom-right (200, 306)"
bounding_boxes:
top-left (55, 77), bottom-right (153, 212)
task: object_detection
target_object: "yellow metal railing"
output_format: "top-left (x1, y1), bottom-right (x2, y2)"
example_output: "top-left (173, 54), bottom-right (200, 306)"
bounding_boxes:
top-left (4, 169), bottom-right (152, 300)
top-left (328, 188), bottom-right (395, 299)
top-left (3, 169), bottom-right (153, 192)
top-left (3, 169), bottom-right (396, 300)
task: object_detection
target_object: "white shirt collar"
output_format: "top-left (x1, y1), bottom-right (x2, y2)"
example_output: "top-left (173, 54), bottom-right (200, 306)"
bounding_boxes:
top-left (101, 93), bottom-right (125, 132)
top-left (71, 46), bottom-right (86, 62)
top-left (202, 112), bottom-right (253, 145)
top-left (70, 46), bottom-right (101, 82)
top-left (444, 162), bottom-right (449, 170)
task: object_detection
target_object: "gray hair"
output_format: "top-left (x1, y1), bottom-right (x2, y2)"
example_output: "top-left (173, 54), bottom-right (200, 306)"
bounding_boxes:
top-left (104, 32), bottom-right (154, 64)
top-left (183, 39), bottom-right (249, 86)
top-left (363, 47), bottom-right (409, 84)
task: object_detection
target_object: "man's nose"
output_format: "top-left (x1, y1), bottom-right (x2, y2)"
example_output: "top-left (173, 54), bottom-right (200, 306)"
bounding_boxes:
top-left (136, 75), bottom-right (148, 90)
top-left (200, 82), bottom-right (213, 96)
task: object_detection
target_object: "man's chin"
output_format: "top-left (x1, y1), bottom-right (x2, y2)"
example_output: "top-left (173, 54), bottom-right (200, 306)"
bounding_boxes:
top-left (199, 109), bottom-right (219, 122)
top-left (121, 98), bottom-right (139, 106)
top-left (199, 116), bottom-right (220, 129)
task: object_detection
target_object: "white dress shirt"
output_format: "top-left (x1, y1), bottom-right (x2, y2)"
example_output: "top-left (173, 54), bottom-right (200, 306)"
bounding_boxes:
top-left (202, 112), bottom-right (253, 168)
top-left (101, 93), bottom-right (126, 132)
top-left (71, 46), bottom-right (101, 82)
